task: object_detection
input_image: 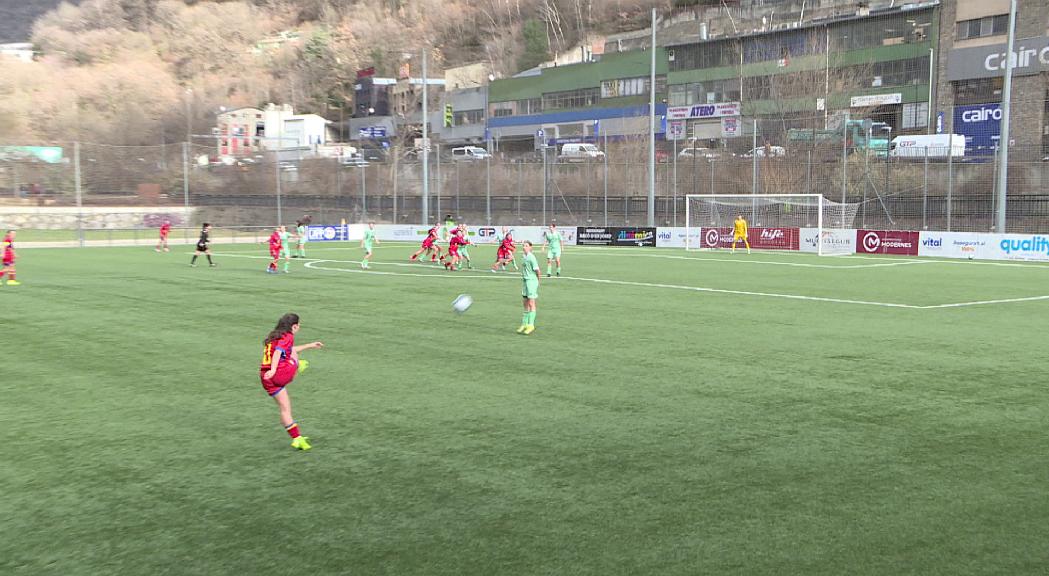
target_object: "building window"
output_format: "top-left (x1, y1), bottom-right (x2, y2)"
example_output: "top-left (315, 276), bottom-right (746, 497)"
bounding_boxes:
top-left (490, 101), bottom-right (514, 117)
top-left (669, 80), bottom-right (741, 105)
top-left (901, 102), bottom-right (929, 130)
top-left (516, 98), bottom-right (542, 115)
top-left (542, 87), bottom-right (600, 111)
top-left (957, 15), bottom-right (1008, 40)
top-left (953, 77), bottom-right (1004, 105)
top-left (454, 109), bottom-right (484, 126)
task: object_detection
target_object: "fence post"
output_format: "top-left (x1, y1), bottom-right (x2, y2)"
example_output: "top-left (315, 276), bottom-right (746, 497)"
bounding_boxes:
top-left (603, 146), bottom-right (608, 226)
top-left (74, 141), bottom-right (83, 247)
top-left (710, 158), bottom-right (715, 195)
top-left (486, 154), bottom-right (491, 225)
top-left (841, 119), bottom-right (848, 206)
top-left (751, 119), bottom-right (758, 195)
top-left (806, 151), bottom-right (812, 196)
top-left (946, 147), bottom-right (953, 231)
top-left (672, 138), bottom-right (678, 226)
top-left (435, 144), bottom-right (441, 223)
top-left (922, 146), bottom-right (929, 230)
top-left (455, 160), bottom-right (461, 219)
top-left (542, 147), bottom-right (547, 226)
top-left (182, 142), bottom-right (190, 236)
top-left (274, 149), bottom-right (283, 225)
top-left (361, 165), bottom-right (367, 219)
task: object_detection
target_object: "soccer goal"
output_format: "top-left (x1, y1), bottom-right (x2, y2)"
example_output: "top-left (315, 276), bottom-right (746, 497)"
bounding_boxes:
top-left (685, 194), bottom-right (860, 255)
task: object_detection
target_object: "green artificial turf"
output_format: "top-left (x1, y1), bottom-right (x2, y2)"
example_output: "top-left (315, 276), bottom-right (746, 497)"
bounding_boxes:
top-left (4, 243), bottom-right (1049, 575)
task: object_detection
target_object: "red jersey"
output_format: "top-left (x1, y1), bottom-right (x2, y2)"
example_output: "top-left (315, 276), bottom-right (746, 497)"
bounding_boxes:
top-left (501, 233), bottom-right (514, 250)
top-left (261, 332), bottom-right (294, 369)
top-left (427, 227), bottom-right (439, 240)
top-left (268, 231), bottom-right (282, 251)
top-left (450, 233), bottom-right (470, 249)
top-left (159, 223), bottom-right (171, 237)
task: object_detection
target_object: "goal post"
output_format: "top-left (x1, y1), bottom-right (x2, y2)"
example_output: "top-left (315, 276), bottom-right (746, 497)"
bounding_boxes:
top-left (685, 194), bottom-right (859, 255)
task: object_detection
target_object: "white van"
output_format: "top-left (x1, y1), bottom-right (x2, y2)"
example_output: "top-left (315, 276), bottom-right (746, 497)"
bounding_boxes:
top-left (451, 146), bottom-right (492, 161)
top-left (558, 143), bottom-right (605, 161)
top-left (889, 134), bottom-right (965, 159)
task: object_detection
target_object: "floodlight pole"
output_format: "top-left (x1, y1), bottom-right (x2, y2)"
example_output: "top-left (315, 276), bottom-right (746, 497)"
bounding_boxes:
top-left (995, 0), bottom-right (1018, 233)
top-left (422, 48), bottom-right (430, 226)
top-left (647, 7), bottom-right (657, 227)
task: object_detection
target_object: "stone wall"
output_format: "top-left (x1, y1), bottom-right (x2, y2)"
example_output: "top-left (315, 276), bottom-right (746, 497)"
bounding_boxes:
top-left (0, 206), bottom-right (196, 229)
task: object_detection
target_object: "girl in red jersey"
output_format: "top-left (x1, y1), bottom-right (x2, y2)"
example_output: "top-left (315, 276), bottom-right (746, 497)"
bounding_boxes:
top-left (266, 226), bottom-right (282, 274)
top-left (261, 313), bottom-right (323, 451)
top-left (409, 223), bottom-right (443, 263)
top-left (155, 220), bottom-right (171, 252)
top-left (1, 230), bottom-right (18, 286)
top-left (444, 226), bottom-right (471, 271)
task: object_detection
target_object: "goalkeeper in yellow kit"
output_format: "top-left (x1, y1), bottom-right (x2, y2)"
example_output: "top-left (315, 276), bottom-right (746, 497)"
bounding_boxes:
top-left (732, 214), bottom-right (751, 254)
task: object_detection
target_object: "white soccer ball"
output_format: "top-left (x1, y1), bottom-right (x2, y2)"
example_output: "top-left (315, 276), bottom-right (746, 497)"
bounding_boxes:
top-left (452, 294), bottom-right (473, 314)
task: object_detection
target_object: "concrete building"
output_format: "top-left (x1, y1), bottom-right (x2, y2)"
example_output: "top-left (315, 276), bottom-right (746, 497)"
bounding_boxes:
top-left (216, 104), bottom-right (331, 157)
top-left (936, 0), bottom-right (1049, 155)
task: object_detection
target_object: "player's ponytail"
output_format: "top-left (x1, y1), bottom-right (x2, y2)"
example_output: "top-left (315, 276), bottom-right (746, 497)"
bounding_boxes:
top-left (265, 313), bottom-right (300, 344)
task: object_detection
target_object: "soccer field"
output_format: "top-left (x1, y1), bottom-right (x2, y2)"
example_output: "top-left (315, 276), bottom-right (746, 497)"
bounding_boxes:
top-left (6, 242), bottom-right (1049, 575)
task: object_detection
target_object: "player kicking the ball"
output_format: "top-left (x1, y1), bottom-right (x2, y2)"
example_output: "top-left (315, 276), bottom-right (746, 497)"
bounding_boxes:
top-left (361, 222), bottom-right (379, 269)
top-left (543, 223), bottom-right (563, 277)
top-left (517, 240), bottom-right (540, 335)
top-left (260, 313), bottom-right (324, 451)
top-left (732, 214), bottom-right (751, 254)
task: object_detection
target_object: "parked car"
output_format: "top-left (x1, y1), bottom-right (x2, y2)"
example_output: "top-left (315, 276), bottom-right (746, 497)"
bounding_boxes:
top-left (742, 145), bottom-right (786, 158)
top-left (278, 161), bottom-right (299, 172)
top-left (558, 143), bottom-right (606, 162)
top-left (678, 147), bottom-right (722, 159)
top-left (451, 146), bottom-right (492, 161)
top-left (358, 147), bottom-right (387, 162)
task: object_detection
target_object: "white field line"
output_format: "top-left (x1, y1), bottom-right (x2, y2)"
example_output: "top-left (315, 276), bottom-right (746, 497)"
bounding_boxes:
top-left (567, 249), bottom-right (929, 269)
top-left (211, 252), bottom-right (1049, 310)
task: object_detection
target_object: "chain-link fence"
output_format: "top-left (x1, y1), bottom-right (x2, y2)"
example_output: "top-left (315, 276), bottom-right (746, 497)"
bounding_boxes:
top-left (3, 117), bottom-right (1049, 242)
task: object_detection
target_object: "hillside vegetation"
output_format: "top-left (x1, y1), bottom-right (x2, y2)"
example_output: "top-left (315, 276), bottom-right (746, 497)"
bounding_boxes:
top-left (0, 0), bottom-right (666, 145)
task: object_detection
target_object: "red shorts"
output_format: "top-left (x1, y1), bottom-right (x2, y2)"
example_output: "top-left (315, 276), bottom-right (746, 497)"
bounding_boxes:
top-left (2, 252), bottom-right (13, 266)
top-left (159, 232), bottom-right (169, 239)
top-left (269, 247), bottom-right (280, 259)
top-left (422, 239), bottom-right (435, 249)
top-left (497, 247), bottom-right (509, 260)
top-left (448, 246), bottom-right (460, 257)
top-left (260, 360), bottom-right (298, 396)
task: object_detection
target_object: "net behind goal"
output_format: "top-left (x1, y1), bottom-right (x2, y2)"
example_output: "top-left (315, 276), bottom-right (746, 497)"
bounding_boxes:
top-left (685, 194), bottom-right (859, 255)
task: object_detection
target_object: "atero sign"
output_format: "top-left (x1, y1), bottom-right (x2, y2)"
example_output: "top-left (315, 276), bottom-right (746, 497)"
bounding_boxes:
top-left (666, 102), bottom-right (740, 120)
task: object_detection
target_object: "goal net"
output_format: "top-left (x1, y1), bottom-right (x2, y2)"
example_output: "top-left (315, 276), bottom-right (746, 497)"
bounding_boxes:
top-left (685, 194), bottom-right (860, 255)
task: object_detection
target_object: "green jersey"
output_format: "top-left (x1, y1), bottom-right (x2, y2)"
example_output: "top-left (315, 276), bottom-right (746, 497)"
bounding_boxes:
top-left (544, 231), bottom-right (562, 251)
top-left (296, 225), bottom-right (307, 242)
top-left (363, 229), bottom-right (376, 243)
top-left (278, 231), bottom-right (290, 253)
top-left (521, 252), bottom-right (540, 281)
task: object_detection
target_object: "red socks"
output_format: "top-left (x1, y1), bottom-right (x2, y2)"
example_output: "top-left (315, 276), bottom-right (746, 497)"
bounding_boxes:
top-left (285, 422), bottom-right (300, 438)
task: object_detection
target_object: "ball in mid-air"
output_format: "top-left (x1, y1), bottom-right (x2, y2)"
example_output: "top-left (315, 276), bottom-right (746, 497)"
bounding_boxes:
top-left (452, 294), bottom-right (473, 314)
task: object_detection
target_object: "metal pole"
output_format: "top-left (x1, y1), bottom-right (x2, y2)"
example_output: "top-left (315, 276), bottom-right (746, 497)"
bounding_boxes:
top-left (710, 158), bottom-right (715, 195)
top-left (275, 146), bottom-right (282, 225)
top-left (806, 150), bottom-right (812, 195)
top-left (361, 164), bottom-right (367, 218)
top-left (922, 146), bottom-right (929, 230)
top-left (841, 117), bottom-right (848, 205)
top-left (422, 48), bottom-right (430, 226)
top-left (995, 0), bottom-right (1018, 233)
top-left (74, 141), bottom-right (83, 247)
top-left (182, 141), bottom-right (190, 230)
top-left (435, 144), bottom-right (441, 221)
top-left (672, 137), bottom-right (678, 226)
top-left (947, 146), bottom-right (953, 231)
top-left (751, 119), bottom-right (758, 195)
top-left (927, 48), bottom-right (936, 135)
top-left (647, 7), bottom-right (657, 227)
top-left (542, 146), bottom-right (548, 225)
top-left (603, 130), bottom-right (609, 226)
top-left (486, 154), bottom-right (491, 224)
top-left (456, 160), bottom-right (461, 217)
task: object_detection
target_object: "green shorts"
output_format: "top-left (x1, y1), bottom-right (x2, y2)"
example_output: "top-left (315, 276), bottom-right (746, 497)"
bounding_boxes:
top-left (459, 245), bottom-right (470, 257)
top-left (522, 279), bottom-right (539, 299)
top-left (363, 242), bottom-right (374, 254)
top-left (279, 248), bottom-right (290, 258)
top-left (547, 248), bottom-right (561, 260)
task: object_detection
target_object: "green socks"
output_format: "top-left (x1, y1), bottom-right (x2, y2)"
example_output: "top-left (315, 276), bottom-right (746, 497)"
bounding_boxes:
top-left (522, 311), bottom-right (529, 325)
